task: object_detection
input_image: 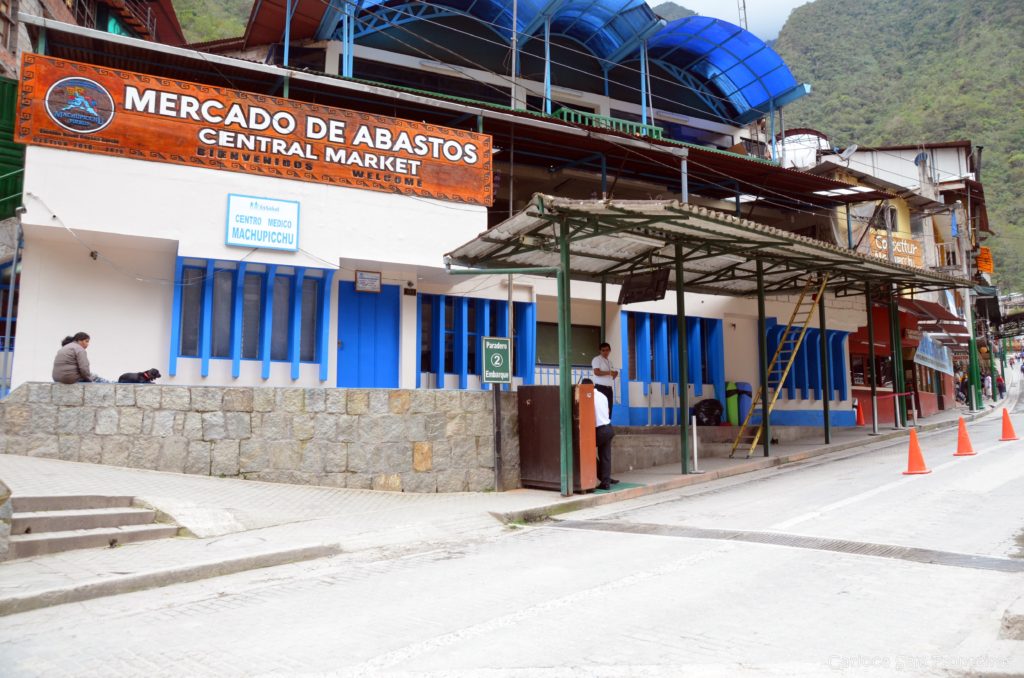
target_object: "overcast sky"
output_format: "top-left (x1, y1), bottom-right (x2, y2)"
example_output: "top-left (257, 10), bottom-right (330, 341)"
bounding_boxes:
top-left (653, 0), bottom-right (813, 40)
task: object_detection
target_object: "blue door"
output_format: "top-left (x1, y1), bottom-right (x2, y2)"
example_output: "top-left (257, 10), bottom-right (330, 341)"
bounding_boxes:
top-left (337, 281), bottom-right (400, 387)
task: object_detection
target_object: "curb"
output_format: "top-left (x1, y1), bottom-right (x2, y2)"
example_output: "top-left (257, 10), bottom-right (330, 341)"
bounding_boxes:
top-left (492, 408), bottom-right (1009, 526)
top-left (0, 542), bottom-right (341, 617)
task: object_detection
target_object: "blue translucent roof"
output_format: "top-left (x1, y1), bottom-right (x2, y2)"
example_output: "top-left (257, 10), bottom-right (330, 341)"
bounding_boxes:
top-left (647, 16), bottom-right (806, 123)
top-left (318, 1), bottom-right (807, 122)
top-left (533, 0), bottom-right (658, 61)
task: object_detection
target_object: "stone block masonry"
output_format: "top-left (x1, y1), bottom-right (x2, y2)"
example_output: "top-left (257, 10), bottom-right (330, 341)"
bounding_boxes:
top-left (0, 384), bottom-right (520, 494)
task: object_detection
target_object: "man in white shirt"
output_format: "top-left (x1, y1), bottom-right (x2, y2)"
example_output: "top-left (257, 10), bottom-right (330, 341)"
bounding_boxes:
top-left (591, 342), bottom-right (618, 417)
top-left (582, 378), bottom-right (617, 490)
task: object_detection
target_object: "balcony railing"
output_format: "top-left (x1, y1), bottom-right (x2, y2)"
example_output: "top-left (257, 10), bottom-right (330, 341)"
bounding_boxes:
top-left (935, 241), bottom-right (960, 270)
top-left (553, 108), bottom-right (664, 140)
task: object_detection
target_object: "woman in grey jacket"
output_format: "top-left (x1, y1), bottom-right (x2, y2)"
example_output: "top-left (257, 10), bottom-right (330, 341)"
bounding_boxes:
top-left (52, 332), bottom-right (100, 384)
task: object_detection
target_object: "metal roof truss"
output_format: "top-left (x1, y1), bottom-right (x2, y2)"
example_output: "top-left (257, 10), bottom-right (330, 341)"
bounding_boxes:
top-left (446, 195), bottom-right (972, 298)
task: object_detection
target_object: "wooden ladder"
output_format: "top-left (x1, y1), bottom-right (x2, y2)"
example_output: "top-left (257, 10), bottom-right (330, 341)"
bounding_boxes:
top-left (730, 274), bottom-right (830, 458)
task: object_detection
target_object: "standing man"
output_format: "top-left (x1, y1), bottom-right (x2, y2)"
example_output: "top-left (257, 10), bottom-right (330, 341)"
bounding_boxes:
top-left (591, 342), bottom-right (618, 417)
top-left (581, 378), bottom-right (618, 490)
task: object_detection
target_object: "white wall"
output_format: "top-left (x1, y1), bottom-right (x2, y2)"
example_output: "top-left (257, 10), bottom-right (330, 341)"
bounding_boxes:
top-left (12, 230), bottom-right (177, 387)
top-left (21, 147), bottom-right (486, 271)
top-left (14, 147), bottom-right (488, 389)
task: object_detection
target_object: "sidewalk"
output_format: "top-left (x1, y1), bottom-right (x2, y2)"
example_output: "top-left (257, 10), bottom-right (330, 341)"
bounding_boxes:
top-left (0, 382), bottom-right (1016, 616)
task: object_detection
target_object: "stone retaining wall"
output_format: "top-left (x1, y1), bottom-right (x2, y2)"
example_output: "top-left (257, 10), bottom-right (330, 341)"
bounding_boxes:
top-left (0, 384), bottom-right (519, 493)
top-left (612, 430), bottom-right (682, 473)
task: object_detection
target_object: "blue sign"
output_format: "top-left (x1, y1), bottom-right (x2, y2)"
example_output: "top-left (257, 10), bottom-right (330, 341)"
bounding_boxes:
top-left (226, 194), bottom-right (300, 252)
top-left (914, 333), bottom-right (953, 375)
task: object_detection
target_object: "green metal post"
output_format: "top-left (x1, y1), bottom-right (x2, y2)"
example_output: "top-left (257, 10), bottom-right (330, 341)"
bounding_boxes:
top-left (757, 261), bottom-right (770, 456)
top-left (1001, 337), bottom-right (1007, 380)
top-left (557, 219), bottom-right (573, 496)
top-left (819, 285), bottom-right (831, 443)
top-left (37, 28), bottom-right (46, 54)
top-left (674, 244), bottom-right (690, 473)
top-left (888, 290), bottom-right (907, 426)
top-left (968, 315), bottom-right (982, 410)
top-left (866, 283), bottom-right (879, 435)
top-left (600, 276), bottom-right (607, 343)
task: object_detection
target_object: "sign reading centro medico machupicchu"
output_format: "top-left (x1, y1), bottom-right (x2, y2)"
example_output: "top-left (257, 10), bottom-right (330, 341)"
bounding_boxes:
top-left (16, 54), bottom-right (493, 206)
top-left (226, 194), bottom-right (299, 251)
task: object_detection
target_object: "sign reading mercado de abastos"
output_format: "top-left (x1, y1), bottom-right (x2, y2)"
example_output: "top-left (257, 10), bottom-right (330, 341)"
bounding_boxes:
top-left (16, 54), bottom-right (494, 206)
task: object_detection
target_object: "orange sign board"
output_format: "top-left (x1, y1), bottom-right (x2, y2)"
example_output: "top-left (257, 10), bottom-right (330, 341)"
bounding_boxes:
top-left (976, 246), bottom-right (994, 273)
top-left (869, 229), bottom-right (923, 268)
top-left (16, 54), bottom-right (493, 206)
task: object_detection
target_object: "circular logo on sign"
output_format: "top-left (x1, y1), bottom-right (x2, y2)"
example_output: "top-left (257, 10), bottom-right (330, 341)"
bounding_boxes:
top-left (44, 77), bottom-right (115, 134)
top-left (490, 354), bottom-right (504, 368)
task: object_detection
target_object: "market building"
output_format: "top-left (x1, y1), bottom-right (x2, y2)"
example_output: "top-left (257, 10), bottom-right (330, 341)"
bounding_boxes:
top-left (0, 2), bottom-right (987, 491)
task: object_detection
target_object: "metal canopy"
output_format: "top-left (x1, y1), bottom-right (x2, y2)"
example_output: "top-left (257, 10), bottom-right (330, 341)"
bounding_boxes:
top-left (446, 195), bottom-right (973, 296)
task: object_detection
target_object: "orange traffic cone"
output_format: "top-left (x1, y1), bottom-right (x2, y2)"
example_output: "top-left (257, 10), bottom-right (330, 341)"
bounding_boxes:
top-left (999, 408), bottom-right (1019, 442)
top-left (855, 401), bottom-right (866, 427)
top-left (953, 417), bottom-right (975, 456)
top-left (903, 428), bottom-right (931, 475)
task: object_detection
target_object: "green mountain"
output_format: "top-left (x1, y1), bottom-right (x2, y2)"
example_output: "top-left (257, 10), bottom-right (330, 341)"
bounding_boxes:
top-left (172, 0), bottom-right (251, 43)
top-left (773, 0), bottom-right (1024, 293)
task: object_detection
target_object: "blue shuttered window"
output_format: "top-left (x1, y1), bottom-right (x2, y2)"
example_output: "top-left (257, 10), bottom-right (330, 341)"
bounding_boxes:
top-left (418, 294), bottom-right (534, 389)
top-left (764, 323), bottom-right (848, 402)
top-left (169, 257), bottom-right (330, 380)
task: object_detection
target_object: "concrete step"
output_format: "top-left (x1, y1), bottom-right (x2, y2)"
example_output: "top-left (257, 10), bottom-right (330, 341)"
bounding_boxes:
top-left (12, 508), bottom-right (158, 534)
top-left (8, 524), bottom-right (180, 559)
top-left (11, 496), bottom-right (134, 512)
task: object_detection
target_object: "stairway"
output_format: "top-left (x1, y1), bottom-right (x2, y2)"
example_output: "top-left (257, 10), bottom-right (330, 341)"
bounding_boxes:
top-left (8, 496), bottom-right (179, 559)
top-left (731, 274), bottom-right (830, 459)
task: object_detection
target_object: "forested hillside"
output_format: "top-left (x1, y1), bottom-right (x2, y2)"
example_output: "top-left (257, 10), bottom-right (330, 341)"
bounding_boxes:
top-left (172, 0), bottom-right (250, 43)
top-left (774, 0), bottom-right (1024, 292)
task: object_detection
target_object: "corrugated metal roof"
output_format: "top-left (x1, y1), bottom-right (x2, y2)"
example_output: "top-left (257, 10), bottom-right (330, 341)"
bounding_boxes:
top-left (446, 195), bottom-right (972, 296)
top-left (23, 15), bottom-right (890, 212)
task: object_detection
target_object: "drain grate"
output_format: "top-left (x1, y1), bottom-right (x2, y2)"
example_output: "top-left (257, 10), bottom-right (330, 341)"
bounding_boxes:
top-left (554, 520), bottom-right (1024, 573)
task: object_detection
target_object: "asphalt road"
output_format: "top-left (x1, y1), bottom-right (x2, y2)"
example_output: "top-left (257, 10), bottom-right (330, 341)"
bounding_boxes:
top-left (1, 397), bottom-right (1022, 676)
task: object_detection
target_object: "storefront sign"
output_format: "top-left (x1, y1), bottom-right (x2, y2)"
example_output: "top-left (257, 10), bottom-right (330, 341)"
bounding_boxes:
top-left (482, 336), bottom-right (512, 384)
top-left (902, 328), bottom-right (922, 342)
top-left (976, 247), bottom-right (994, 273)
top-left (869, 230), bottom-right (923, 268)
top-left (17, 54), bottom-right (493, 206)
top-left (226, 194), bottom-right (299, 251)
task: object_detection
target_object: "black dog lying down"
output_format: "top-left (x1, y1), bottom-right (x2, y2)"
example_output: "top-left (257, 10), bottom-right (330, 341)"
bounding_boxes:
top-left (118, 368), bottom-right (162, 383)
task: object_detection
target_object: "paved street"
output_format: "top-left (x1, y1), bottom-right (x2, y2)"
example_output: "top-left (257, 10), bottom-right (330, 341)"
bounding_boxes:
top-left (0, 392), bottom-right (1022, 676)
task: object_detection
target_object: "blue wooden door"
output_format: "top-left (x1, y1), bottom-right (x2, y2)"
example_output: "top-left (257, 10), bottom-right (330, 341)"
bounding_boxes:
top-left (337, 281), bottom-right (400, 387)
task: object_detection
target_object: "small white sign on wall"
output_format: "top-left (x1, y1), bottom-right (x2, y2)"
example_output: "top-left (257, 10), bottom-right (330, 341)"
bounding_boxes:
top-left (355, 270), bottom-right (382, 293)
top-left (226, 194), bottom-right (300, 252)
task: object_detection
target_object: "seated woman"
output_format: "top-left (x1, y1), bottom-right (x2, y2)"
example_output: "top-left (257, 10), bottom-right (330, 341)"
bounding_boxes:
top-left (52, 332), bottom-right (103, 384)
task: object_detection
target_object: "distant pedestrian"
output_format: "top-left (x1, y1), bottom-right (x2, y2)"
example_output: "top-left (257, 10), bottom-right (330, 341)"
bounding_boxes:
top-left (591, 342), bottom-right (618, 417)
top-left (581, 378), bottom-right (617, 491)
top-left (983, 373), bottom-right (992, 399)
top-left (996, 375), bottom-right (1006, 399)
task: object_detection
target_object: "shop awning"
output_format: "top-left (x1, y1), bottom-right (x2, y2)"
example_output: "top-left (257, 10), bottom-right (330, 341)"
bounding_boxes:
top-left (446, 195), bottom-right (974, 296)
top-left (897, 298), bottom-right (962, 323)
